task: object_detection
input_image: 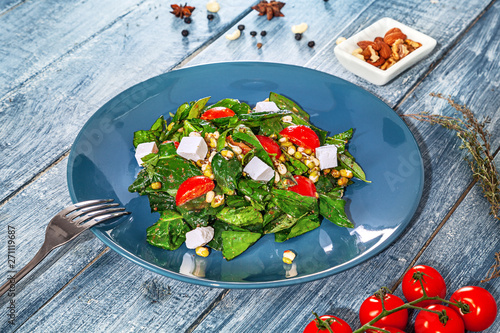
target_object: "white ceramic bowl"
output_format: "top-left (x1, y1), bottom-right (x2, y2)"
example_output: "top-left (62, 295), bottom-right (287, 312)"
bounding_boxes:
top-left (334, 17), bottom-right (437, 85)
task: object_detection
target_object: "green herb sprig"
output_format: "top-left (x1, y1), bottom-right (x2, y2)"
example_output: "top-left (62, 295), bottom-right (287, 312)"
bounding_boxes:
top-left (404, 93), bottom-right (500, 220)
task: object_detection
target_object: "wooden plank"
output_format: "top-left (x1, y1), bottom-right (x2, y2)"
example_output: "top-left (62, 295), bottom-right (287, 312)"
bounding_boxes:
top-left (0, 0), bottom-right (23, 15)
top-left (188, 0), bottom-right (494, 108)
top-left (182, 2), bottom-right (500, 332)
top-left (4, 1), bottom-right (499, 332)
top-left (0, 159), bottom-right (109, 332)
top-left (0, 0), bottom-right (144, 98)
top-left (0, 0), bottom-right (255, 202)
top-left (393, 156), bottom-right (500, 328)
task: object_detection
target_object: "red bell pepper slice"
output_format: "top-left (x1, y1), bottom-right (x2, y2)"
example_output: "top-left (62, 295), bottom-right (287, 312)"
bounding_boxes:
top-left (255, 135), bottom-right (281, 159)
top-left (287, 175), bottom-right (317, 197)
top-left (175, 176), bottom-right (215, 206)
top-left (279, 125), bottom-right (320, 151)
top-left (200, 107), bottom-right (235, 120)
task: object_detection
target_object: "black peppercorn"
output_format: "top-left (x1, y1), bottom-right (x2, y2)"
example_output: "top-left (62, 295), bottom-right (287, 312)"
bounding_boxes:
top-left (238, 24), bottom-right (245, 31)
top-left (207, 14), bottom-right (214, 20)
top-left (181, 30), bottom-right (189, 37)
top-left (260, 30), bottom-right (267, 37)
top-left (250, 31), bottom-right (257, 37)
top-left (295, 33), bottom-right (302, 41)
top-left (308, 41), bottom-right (315, 48)
top-left (184, 17), bottom-right (192, 24)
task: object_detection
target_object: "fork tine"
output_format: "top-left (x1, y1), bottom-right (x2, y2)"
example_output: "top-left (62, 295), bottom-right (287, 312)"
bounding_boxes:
top-left (66, 203), bottom-right (119, 219)
top-left (60, 199), bottom-right (114, 215)
top-left (74, 207), bottom-right (126, 224)
top-left (82, 211), bottom-right (131, 228)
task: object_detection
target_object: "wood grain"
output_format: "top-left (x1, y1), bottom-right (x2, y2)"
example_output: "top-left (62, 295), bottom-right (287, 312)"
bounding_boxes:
top-left (0, 159), bottom-right (108, 332)
top-left (0, 0), bottom-right (498, 332)
top-left (0, 0), bottom-right (256, 202)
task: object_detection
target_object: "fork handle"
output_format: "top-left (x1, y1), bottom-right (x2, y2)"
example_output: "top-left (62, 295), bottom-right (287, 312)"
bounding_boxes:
top-left (0, 243), bottom-right (52, 297)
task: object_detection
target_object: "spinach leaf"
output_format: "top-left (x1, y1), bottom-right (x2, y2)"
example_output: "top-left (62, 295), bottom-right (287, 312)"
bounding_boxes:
top-left (146, 210), bottom-right (190, 250)
top-left (238, 179), bottom-right (271, 202)
top-left (172, 102), bottom-right (191, 122)
top-left (144, 156), bottom-right (202, 196)
top-left (128, 168), bottom-right (151, 194)
top-left (271, 189), bottom-right (318, 218)
top-left (264, 213), bottom-right (298, 234)
top-left (221, 230), bottom-right (261, 260)
top-left (339, 152), bottom-right (370, 182)
top-left (232, 125), bottom-right (273, 167)
top-left (188, 96), bottom-right (211, 119)
top-left (318, 193), bottom-right (354, 228)
top-left (148, 192), bottom-right (176, 212)
top-left (212, 152), bottom-right (242, 195)
top-left (258, 117), bottom-right (285, 136)
top-left (269, 92), bottom-right (310, 121)
top-left (274, 213), bottom-right (320, 242)
top-left (216, 206), bottom-right (263, 227)
top-left (324, 128), bottom-right (353, 154)
top-left (133, 130), bottom-right (157, 148)
top-left (225, 195), bottom-right (250, 208)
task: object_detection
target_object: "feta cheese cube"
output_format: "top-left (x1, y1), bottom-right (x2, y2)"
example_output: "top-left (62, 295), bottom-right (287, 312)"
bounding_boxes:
top-left (185, 226), bottom-right (215, 249)
top-left (135, 142), bottom-right (159, 166)
top-left (254, 101), bottom-right (280, 112)
top-left (315, 145), bottom-right (338, 170)
top-left (177, 136), bottom-right (208, 162)
top-left (243, 156), bottom-right (274, 182)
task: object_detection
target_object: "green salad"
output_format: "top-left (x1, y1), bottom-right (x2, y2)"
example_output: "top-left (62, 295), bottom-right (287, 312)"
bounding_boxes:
top-left (129, 92), bottom-right (368, 260)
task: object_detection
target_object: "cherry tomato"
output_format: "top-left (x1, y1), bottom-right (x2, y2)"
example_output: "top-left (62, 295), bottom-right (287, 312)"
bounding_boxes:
top-left (279, 125), bottom-right (320, 151)
top-left (256, 135), bottom-right (282, 158)
top-left (303, 314), bottom-right (352, 333)
top-left (163, 140), bottom-right (180, 149)
top-left (359, 292), bottom-right (408, 329)
top-left (402, 265), bottom-right (446, 307)
top-left (200, 107), bottom-right (235, 120)
top-left (367, 327), bottom-right (405, 333)
top-left (414, 304), bottom-right (464, 333)
top-left (287, 175), bottom-right (317, 197)
top-left (449, 286), bottom-right (497, 331)
top-left (175, 176), bottom-right (215, 206)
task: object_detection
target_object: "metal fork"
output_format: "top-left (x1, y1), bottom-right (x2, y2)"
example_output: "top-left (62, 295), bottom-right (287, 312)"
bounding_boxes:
top-left (0, 199), bottom-right (130, 297)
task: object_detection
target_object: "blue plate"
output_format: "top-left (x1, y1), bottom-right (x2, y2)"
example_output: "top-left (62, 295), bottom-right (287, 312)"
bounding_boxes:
top-left (67, 62), bottom-right (423, 288)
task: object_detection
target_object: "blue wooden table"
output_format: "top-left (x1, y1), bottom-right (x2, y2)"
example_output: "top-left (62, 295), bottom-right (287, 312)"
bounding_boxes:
top-left (0, 0), bottom-right (499, 331)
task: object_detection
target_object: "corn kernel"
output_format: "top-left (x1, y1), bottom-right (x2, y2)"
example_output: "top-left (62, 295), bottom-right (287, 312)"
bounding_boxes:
top-left (269, 134), bottom-right (278, 140)
top-left (231, 145), bottom-right (243, 155)
top-left (277, 163), bottom-right (287, 175)
top-left (211, 195), bottom-right (225, 207)
top-left (205, 190), bottom-right (215, 203)
top-left (203, 169), bottom-right (213, 178)
top-left (279, 154), bottom-right (286, 162)
top-left (304, 148), bottom-right (312, 155)
top-left (282, 250), bottom-right (296, 264)
top-left (331, 169), bottom-right (340, 178)
top-left (306, 160), bottom-right (316, 169)
top-left (151, 182), bottom-right (162, 190)
top-left (221, 150), bottom-right (234, 159)
top-left (281, 141), bottom-right (293, 147)
top-left (279, 137), bottom-right (288, 143)
top-left (209, 137), bottom-right (217, 148)
top-left (189, 131), bottom-right (201, 137)
top-left (196, 160), bottom-right (204, 167)
top-left (287, 146), bottom-right (296, 155)
top-left (309, 174), bottom-right (319, 183)
top-left (340, 169), bottom-right (353, 179)
top-left (294, 151), bottom-right (303, 159)
top-left (338, 177), bottom-right (348, 186)
top-left (195, 246), bottom-right (210, 257)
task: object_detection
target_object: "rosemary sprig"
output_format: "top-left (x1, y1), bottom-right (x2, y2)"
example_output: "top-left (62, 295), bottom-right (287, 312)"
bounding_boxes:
top-left (404, 93), bottom-right (500, 220)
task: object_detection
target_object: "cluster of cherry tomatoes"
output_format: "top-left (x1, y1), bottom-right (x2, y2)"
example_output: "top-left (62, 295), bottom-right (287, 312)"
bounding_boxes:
top-left (304, 265), bottom-right (497, 333)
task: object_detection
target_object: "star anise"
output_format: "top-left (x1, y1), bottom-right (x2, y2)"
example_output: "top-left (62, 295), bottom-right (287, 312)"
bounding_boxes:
top-left (251, 1), bottom-right (285, 20)
top-left (170, 3), bottom-right (195, 18)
